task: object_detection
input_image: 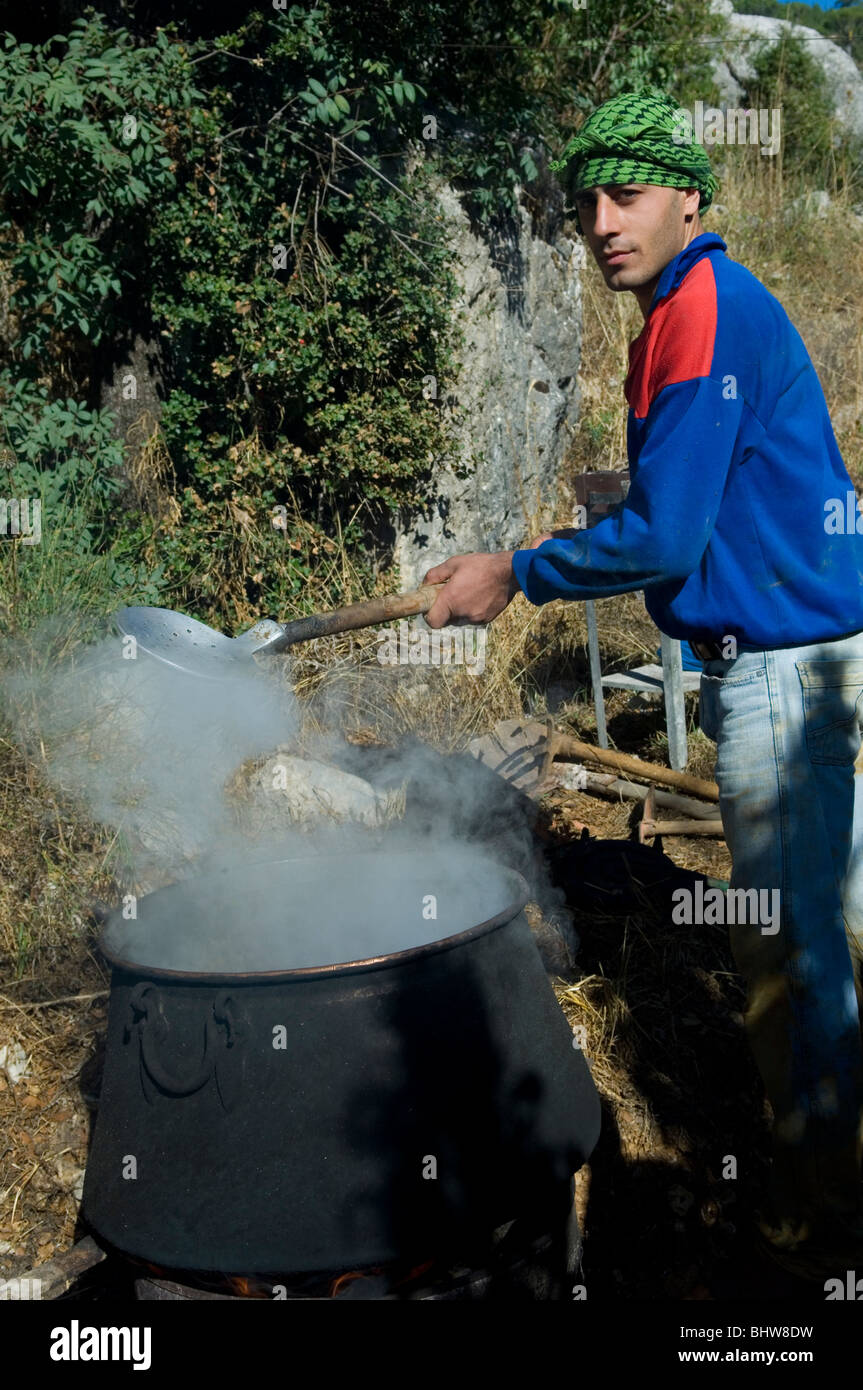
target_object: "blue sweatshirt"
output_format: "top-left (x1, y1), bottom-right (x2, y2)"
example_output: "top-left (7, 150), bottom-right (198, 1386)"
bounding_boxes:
top-left (510, 232), bottom-right (863, 648)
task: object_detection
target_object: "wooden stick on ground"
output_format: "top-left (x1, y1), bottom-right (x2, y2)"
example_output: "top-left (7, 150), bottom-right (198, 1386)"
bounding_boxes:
top-left (0, 991), bottom-right (109, 1013)
top-left (548, 721), bottom-right (719, 801)
top-left (580, 771), bottom-right (718, 819)
top-left (0, 1236), bottom-right (106, 1300)
top-left (640, 818), bottom-right (725, 838)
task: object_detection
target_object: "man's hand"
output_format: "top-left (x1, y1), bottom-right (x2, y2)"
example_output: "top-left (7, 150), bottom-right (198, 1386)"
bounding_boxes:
top-left (422, 551), bottom-right (520, 629)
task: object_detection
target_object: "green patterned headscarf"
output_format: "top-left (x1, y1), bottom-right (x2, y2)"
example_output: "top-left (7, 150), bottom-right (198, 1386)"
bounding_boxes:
top-left (550, 91), bottom-right (718, 217)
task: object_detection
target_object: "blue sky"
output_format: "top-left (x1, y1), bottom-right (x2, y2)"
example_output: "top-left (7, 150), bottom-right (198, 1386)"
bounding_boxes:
top-left (768, 1), bottom-right (860, 10)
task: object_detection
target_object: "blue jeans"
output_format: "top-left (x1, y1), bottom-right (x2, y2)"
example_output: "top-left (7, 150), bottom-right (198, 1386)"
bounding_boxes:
top-left (699, 631), bottom-right (863, 1254)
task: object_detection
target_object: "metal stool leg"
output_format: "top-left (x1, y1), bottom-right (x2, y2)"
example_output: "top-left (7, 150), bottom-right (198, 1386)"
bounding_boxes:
top-left (660, 633), bottom-right (688, 770)
top-left (585, 599), bottom-right (608, 749)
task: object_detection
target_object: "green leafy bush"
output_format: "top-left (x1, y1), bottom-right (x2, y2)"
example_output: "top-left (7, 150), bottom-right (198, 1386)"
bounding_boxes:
top-left (746, 29), bottom-right (850, 179)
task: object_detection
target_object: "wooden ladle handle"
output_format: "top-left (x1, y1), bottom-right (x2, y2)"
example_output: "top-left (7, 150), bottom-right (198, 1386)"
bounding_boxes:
top-left (268, 583), bottom-right (447, 651)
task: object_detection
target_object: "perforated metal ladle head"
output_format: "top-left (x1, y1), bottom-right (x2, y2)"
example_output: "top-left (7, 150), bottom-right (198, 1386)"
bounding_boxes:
top-left (111, 582), bottom-right (446, 681)
top-left (112, 607), bottom-right (287, 680)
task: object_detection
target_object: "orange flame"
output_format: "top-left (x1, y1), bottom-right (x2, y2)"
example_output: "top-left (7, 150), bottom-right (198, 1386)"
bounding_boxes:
top-left (329, 1267), bottom-right (382, 1297)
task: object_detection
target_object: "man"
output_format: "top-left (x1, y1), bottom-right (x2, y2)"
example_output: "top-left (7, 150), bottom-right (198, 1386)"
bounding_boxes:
top-left (422, 90), bottom-right (863, 1287)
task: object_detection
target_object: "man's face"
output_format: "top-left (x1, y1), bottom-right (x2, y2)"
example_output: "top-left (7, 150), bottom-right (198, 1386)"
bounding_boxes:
top-left (574, 183), bottom-right (702, 306)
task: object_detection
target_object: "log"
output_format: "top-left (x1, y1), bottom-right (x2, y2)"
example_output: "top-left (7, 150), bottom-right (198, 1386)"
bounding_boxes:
top-left (550, 727), bottom-right (719, 801)
top-left (580, 771), bottom-right (718, 819)
top-left (640, 818), bottom-right (725, 838)
top-left (0, 1236), bottom-right (106, 1300)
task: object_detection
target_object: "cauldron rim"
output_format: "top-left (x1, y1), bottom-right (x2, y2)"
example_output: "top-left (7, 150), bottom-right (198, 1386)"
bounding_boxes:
top-left (98, 846), bottom-right (531, 984)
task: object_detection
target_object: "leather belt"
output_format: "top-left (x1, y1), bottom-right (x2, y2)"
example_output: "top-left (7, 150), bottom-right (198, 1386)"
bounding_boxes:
top-left (690, 638), bottom-right (726, 662)
top-left (691, 631), bottom-right (863, 661)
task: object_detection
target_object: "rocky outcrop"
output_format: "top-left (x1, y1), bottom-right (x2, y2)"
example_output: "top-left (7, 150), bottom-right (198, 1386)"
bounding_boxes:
top-left (394, 181), bottom-right (584, 587)
top-left (238, 751), bottom-right (405, 833)
top-left (711, 0), bottom-right (863, 142)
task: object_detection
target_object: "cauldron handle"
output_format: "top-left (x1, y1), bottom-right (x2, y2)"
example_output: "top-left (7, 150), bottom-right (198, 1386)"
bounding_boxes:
top-left (129, 983), bottom-right (220, 1098)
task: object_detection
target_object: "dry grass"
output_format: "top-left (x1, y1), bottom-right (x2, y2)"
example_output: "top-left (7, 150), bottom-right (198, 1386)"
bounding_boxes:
top-left (0, 737), bottom-right (111, 1268)
top-left (124, 417), bottom-right (183, 538)
top-left (0, 738), bottom-right (117, 982)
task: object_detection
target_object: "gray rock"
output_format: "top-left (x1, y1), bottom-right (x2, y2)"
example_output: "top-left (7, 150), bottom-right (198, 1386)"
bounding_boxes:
top-left (783, 189), bottom-right (831, 224)
top-left (395, 180), bottom-right (583, 586)
top-left (710, 0), bottom-right (863, 143)
top-left (244, 753), bottom-right (403, 831)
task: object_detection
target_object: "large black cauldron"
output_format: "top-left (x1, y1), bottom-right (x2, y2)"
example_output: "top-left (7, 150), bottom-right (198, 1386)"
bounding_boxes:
top-left (83, 846), bottom-right (600, 1273)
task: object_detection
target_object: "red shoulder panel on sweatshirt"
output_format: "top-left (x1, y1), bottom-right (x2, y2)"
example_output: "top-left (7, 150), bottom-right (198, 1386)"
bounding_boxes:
top-left (625, 256), bottom-right (718, 421)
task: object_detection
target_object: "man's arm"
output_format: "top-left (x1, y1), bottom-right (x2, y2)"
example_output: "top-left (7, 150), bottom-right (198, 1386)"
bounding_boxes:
top-left (424, 375), bottom-right (743, 626)
top-left (512, 376), bottom-right (743, 604)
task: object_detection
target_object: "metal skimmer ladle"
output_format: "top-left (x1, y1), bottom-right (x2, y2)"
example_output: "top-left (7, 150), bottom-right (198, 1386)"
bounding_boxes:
top-left (112, 583), bottom-right (445, 680)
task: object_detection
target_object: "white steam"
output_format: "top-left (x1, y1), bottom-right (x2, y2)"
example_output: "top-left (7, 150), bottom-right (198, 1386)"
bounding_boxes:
top-left (2, 622), bottom-right (573, 971)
